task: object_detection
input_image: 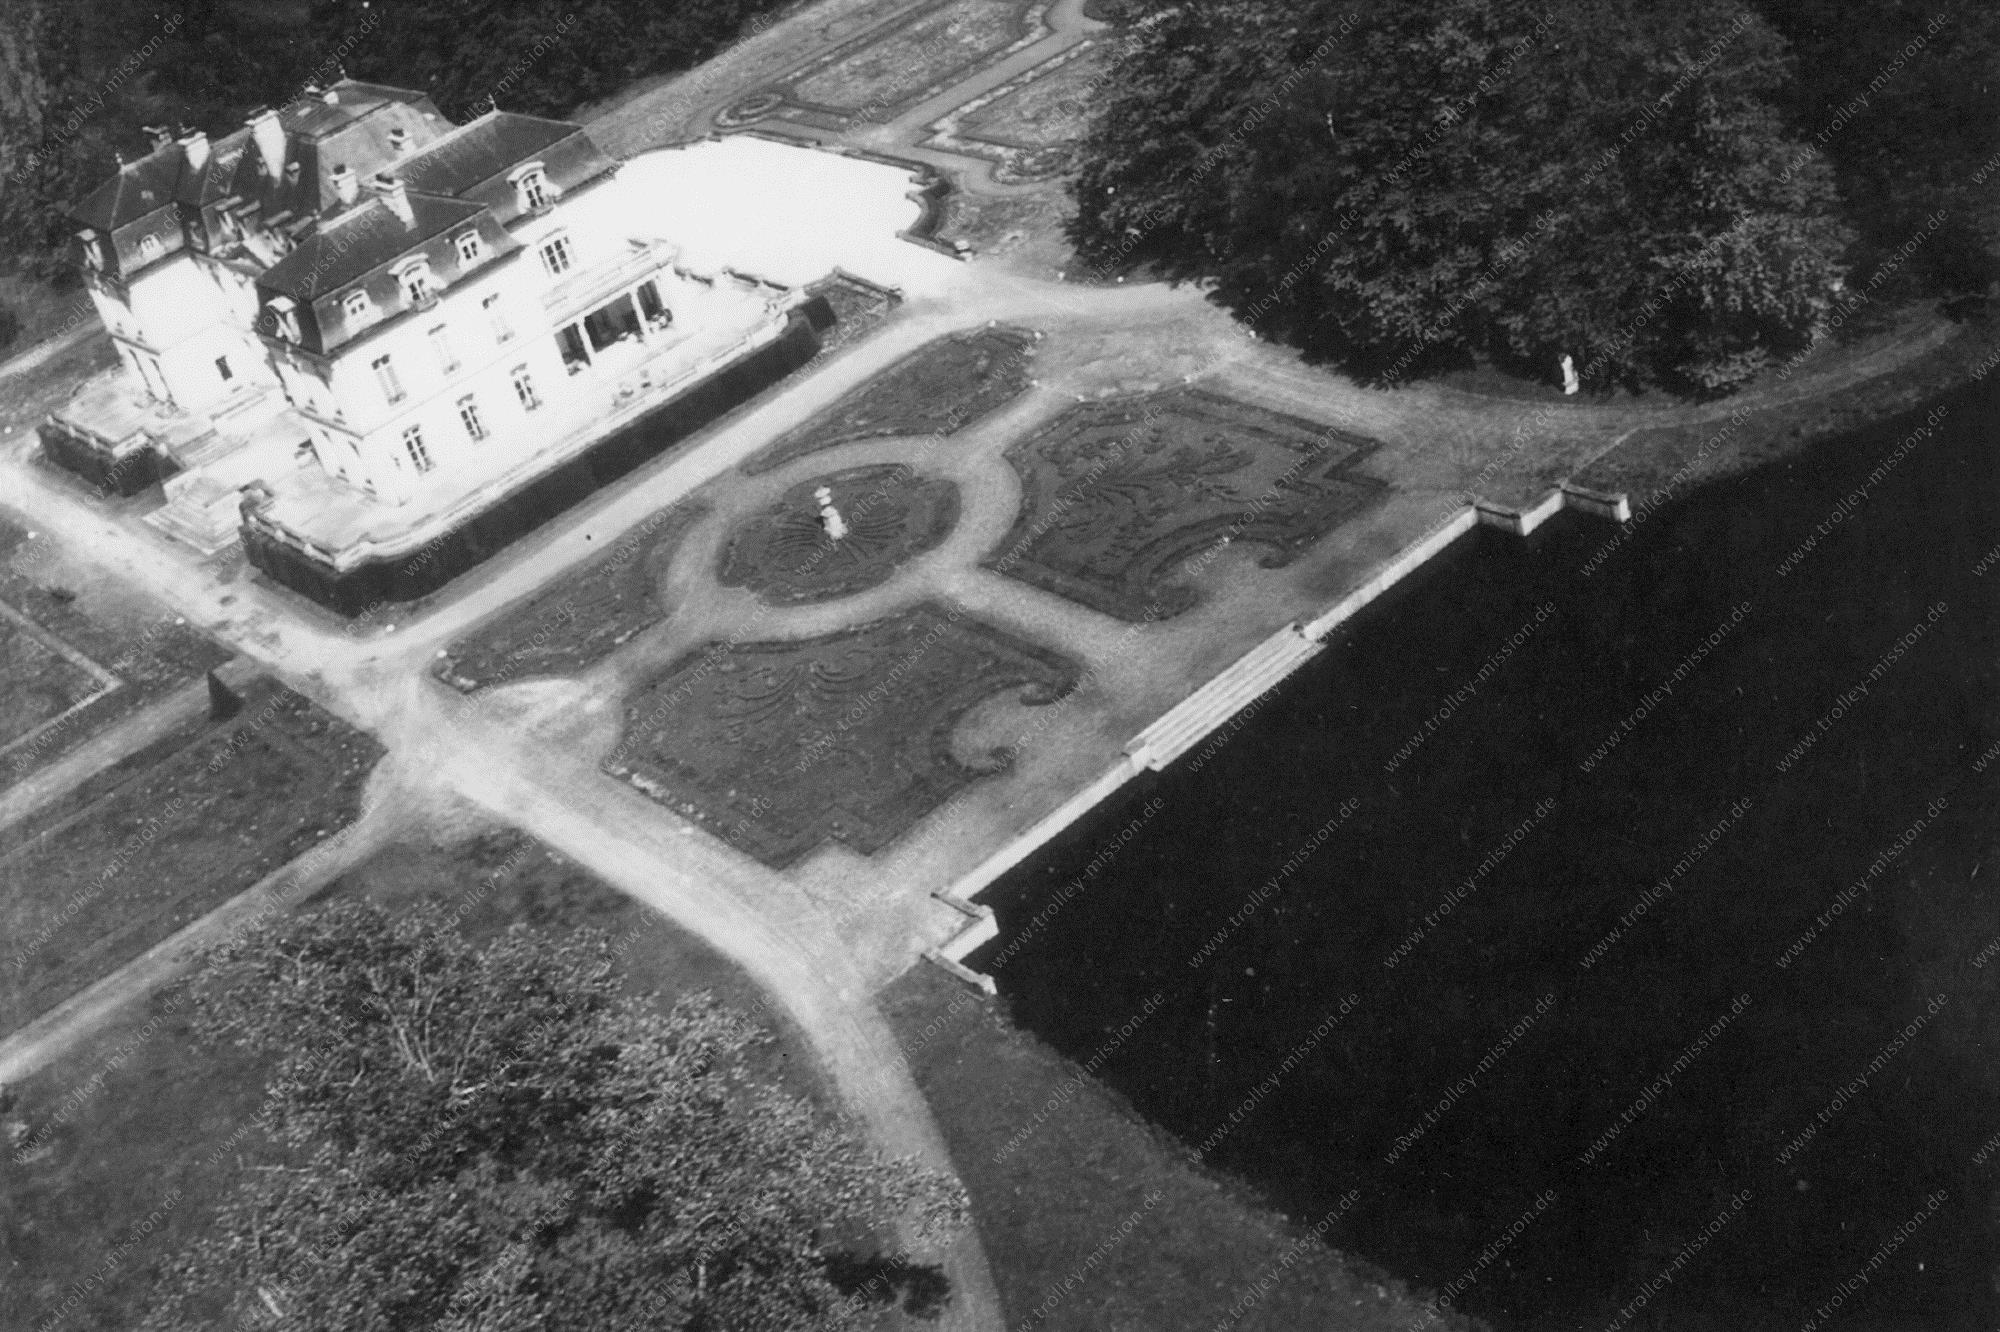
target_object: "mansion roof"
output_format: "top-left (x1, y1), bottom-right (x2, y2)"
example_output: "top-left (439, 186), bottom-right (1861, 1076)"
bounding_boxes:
top-left (67, 78), bottom-right (618, 356)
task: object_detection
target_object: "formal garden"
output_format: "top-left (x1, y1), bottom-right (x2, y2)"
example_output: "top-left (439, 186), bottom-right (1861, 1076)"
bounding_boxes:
top-left (607, 602), bottom-right (1078, 867)
top-left (986, 388), bottom-right (1389, 621)
top-left (719, 464), bottom-right (961, 605)
top-left (435, 502), bottom-right (711, 693)
top-left (747, 325), bottom-right (1038, 474)
top-left (724, 0), bottom-right (1048, 129)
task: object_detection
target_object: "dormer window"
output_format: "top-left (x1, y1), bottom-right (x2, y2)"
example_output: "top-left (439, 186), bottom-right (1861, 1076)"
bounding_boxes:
top-left (395, 259), bottom-right (437, 308)
top-left (513, 165), bottom-right (551, 213)
top-left (342, 289), bottom-right (375, 325)
top-left (454, 230), bottom-right (484, 265)
top-left (79, 230), bottom-right (106, 271)
top-left (267, 296), bottom-right (300, 342)
top-left (138, 234), bottom-right (163, 262)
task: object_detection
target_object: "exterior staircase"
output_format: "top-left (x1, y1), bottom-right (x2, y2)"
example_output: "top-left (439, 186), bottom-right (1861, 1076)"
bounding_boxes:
top-left (145, 472), bottom-right (247, 555)
top-left (1123, 621), bottom-right (1324, 772)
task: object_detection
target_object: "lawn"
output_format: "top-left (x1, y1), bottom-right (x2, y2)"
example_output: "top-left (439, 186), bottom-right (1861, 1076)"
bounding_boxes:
top-left (0, 510), bottom-right (232, 787)
top-left (880, 965), bottom-right (1486, 1332)
top-left (0, 332), bottom-right (118, 437)
top-left (0, 825), bottom-right (827, 1332)
top-left (0, 612), bottom-right (106, 753)
top-left (0, 678), bottom-right (381, 1035)
top-left (434, 500), bottom-right (710, 692)
top-left (1574, 312), bottom-right (2000, 500)
top-left (746, 325), bottom-right (1038, 475)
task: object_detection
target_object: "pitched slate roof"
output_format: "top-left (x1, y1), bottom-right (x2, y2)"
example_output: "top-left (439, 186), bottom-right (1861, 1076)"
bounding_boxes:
top-left (230, 84), bottom-right (450, 224)
top-left (395, 111), bottom-right (604, 197)
top-left (259, 192), bottom-right (486, 300)
top-left (69, 146), bottom-right (182, 232)
top-left (174, 128), bottom-right (251, 209)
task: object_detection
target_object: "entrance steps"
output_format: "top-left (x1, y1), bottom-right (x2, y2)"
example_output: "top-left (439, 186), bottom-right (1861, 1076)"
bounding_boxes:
top-left (1124, 621), bottom-right (1324, 772)
top-left (145, 473), bottom-right (244, 555)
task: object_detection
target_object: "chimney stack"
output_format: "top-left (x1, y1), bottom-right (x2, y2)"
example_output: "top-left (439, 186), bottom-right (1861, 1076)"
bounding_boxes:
top-left (178, 129), bottom-right (210, 174)
top-left (373, 174), bottom-right (413, 228)
top-left (331, 164), bottom-right (358, 209)
top-left (247, 108), bottom-right (286, 182)
top-left (388, 126), bottom-right (410, 155)
top-left (145, 124), bottom-right (172, 150)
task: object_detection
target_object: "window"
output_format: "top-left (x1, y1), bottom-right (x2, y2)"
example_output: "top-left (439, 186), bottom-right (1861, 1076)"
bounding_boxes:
top-left (372, 354), bottom-right (405, 403)
top-left (457, 394), bottom-right (487, 441)
top-left (455, 231), bottom-right (484, 264)
top-left (428, 324), bottom-right (458, 374)
top-left (482, 293), bottom-right (513, 343)
top-left (538, 233), bottom-right (574, 277)
top-left (583, 294), bottom-right (643, 352)
top-left (401, 424), bottom-right (433, 473)
top-left (343, 289), bottom-right (375, 324)
top-left (399, 261), bottom-right (436, 307)
top-left (215, 355), bottom-right (233, 383)
top-left (556, 323), bottom-right (590, 375)
top-left (636, 280), bottom-right (670, 329)
top-left (511, 365), bottom-right (540, 411)
top-left (518, 168), bottom-right (550, 212)
top-left (138, 234), bottom-right (163, 262)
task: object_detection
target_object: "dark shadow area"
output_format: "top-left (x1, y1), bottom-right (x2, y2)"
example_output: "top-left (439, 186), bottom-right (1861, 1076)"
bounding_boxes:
top-left (822, 1251), bottom-right (952, 1319)
top-left (975, 374), bottom-right (2000, 1329)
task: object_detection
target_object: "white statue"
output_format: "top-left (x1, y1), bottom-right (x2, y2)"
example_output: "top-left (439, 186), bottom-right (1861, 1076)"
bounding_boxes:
top-left (1560, 353), bottom-right (1580, 396)
top-left (815, 485), bottom-right (848, 541)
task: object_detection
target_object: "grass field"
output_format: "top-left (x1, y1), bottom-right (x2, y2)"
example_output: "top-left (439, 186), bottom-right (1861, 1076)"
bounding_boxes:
top-left (0, 614), bottom-right (104, 752)
top-left (0, 680), bottom-right (380, 1035)
top-left (0, 511), bottom-right (232, 788)
top-left (1574, 313), bottom-right (2000, 500)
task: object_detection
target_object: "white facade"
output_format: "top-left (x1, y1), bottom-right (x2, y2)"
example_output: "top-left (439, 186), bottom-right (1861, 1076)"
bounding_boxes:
top-left (87, 242), bottom-right (273, 416)
top-left (268, 183), bottom-right (779, 506)
top-left (54, 80), bottom-right (803, 544)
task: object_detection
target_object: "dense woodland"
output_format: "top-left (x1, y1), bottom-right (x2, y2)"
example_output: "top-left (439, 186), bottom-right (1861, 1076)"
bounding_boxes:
top-left (139, 902), bottom-right (960, 1330)
top-left (1073, 0), bottom-right (2000, 392)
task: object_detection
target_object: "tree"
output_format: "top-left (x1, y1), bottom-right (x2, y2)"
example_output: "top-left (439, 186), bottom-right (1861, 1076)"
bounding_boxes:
top-left (1751, 0), bottom-right (2000, 302)
top-left (302, 0), bottom-right (796, 122)
top-left (142, 900), bottom-right (965, 1331)
top-left (1070, 0), bottom-right (1856, 393)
